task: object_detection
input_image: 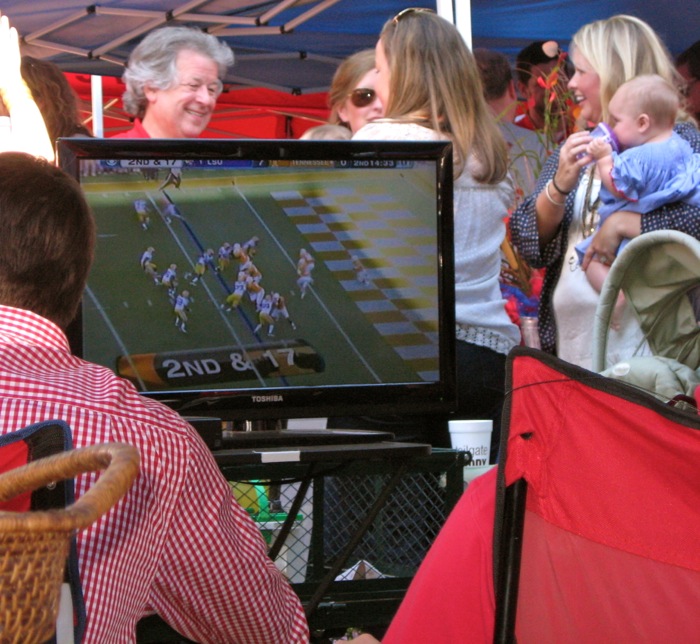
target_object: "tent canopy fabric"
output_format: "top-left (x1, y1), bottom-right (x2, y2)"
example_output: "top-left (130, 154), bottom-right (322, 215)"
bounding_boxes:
top-left (6, 1), bottom-right (432, 94)
top-left (471, 0), bottom-right (698, 61)
top-left (5, 1), bottom-right (697, 94)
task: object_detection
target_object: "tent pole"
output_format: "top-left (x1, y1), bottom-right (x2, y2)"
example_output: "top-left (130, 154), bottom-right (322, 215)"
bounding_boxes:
top-left (436, 0), bottom-right (472, 49)
top-left (91, 75), bottom-right (104, 138)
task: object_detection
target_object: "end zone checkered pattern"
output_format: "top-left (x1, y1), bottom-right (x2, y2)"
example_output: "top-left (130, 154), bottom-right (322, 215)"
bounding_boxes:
top-left (272, 185), bottom-right (440, 381)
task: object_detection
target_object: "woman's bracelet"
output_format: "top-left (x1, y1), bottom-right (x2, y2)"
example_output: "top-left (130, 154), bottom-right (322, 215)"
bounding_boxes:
top-left (544, 180), bottom-right (567, 206)
top-left (551, 175), bottom-right (571, 195)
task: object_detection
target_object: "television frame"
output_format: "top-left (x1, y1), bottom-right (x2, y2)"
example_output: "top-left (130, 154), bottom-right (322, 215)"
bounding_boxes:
top-left (58, 137), bottom-right (456, 423)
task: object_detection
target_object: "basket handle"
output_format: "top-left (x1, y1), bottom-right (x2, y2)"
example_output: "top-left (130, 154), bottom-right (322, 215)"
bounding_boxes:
top-left (0, 442), bottom-right (140, 532)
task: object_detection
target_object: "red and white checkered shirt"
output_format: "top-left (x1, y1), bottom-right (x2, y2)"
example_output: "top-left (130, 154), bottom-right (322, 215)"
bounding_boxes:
top-left (0, 305), bottom-right (309, 643)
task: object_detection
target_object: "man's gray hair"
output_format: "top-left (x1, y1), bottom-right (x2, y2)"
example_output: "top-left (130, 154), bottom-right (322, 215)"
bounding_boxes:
top-left (122, 26), bottom-right (234, 118)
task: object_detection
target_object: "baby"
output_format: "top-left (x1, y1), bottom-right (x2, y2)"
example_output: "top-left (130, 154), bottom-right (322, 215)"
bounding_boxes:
top-left (576, 74), bottom-right (700, 327)
top-left (300, 124), bottom-right (352, 140)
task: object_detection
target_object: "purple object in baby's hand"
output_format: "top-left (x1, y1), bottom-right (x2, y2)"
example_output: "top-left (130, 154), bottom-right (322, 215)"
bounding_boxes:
top-left (578, 122), bottom-right (620, 159)
top-left (590, 122), bottom-right (620, 152)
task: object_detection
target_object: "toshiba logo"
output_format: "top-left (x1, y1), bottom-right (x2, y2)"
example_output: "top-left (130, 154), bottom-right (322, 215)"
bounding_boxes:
top-left (251, 395), bottom-right (283, 403)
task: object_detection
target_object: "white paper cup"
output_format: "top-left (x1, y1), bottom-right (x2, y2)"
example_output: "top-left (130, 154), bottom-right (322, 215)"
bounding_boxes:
top-left (449, 419), bottom-right (492, 464)
top-left (449, 419), bottom-right (494, 485)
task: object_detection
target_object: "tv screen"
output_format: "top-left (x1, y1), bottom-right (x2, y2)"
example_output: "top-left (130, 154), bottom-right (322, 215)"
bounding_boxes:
top-left (58, 138), bottom-right (456, 422)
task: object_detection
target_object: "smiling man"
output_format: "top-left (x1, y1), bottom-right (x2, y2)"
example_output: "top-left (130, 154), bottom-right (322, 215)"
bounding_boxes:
top-left (113, 26), bottom-right (233, 139)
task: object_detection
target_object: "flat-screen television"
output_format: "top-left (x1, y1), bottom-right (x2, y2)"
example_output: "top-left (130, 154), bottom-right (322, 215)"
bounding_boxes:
top-left (57, 138), bottom-right (456, 423)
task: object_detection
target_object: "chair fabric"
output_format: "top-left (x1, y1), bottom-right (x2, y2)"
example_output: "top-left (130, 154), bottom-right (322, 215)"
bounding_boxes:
top-left (0, 420), bottom-right (82, 643)
top-left (494, 346), bottom-right (700, 643)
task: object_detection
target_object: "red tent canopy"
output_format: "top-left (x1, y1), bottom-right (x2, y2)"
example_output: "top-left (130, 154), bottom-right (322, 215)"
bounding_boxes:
top-left (67, 73), bottom-right (331, 140)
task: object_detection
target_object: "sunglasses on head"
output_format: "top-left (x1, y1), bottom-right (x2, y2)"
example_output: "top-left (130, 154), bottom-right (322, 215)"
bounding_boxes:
top-left (349, 88), bottom-right (376, 108)
top-left (392, 7), bottom-right (435, 24)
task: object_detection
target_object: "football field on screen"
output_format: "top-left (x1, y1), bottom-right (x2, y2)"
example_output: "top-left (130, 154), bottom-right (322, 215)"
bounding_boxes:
top-left (79, 164), bottom-right (440, 393)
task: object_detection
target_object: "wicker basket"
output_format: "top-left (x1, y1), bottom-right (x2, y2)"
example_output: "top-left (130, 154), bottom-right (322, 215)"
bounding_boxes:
top-left (0, 442), bottom-right (140, 644)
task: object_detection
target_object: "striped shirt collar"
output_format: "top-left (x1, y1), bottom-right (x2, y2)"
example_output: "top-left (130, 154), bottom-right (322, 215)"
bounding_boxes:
top-left (0, 305), bottom-right (70, 352)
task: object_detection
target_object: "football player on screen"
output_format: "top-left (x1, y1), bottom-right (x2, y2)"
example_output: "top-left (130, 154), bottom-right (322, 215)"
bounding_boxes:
top-left (173, 289), bottom-right (192, 333)
top-left (140, 246), bottom-right (159, 283)
top-left (222, 272), bottom-right (247, 311)
top-left (296, 248), bottom-right (315, 299)
top-left (271, 291), bottom-right (297, 331)
top-left (253, 293), bottom-right (275, 336)
top-left (160, 263), bottom-right (178, 300)
top-left (133, 198), bottom-right (151, 230)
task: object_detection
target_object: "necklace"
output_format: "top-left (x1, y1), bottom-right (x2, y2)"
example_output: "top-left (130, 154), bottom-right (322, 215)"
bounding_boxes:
top-left (581, 165), bottom-right (600, 239)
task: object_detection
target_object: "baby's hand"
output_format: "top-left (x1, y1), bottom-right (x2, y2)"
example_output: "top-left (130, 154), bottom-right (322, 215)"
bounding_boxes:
top-left (588, 137), bottom-right (613, 160)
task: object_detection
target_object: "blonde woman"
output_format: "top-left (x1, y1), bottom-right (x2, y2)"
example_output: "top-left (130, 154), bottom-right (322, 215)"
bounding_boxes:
top-left (353, 8), bottom-right (519, 460)
top-left (510, 14), bottom-right (700, 370)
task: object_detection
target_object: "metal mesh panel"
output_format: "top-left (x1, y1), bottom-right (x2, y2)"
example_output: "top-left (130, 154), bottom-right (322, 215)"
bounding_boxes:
top-left (231, 467), bottom-right (452, 583)
top-left (322, 472), bottom-right (447, 578)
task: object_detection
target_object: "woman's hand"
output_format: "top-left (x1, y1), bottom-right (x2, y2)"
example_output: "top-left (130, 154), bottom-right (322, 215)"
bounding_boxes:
top-left (552, 130), bottom-right (593, 193)
top-left (536, 130), bottom-right (593, 244)
top-left (581, 211), bottom-right (642, 269)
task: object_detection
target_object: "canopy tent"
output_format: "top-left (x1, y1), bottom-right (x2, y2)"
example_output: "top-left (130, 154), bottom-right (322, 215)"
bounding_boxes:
top-left (6, 1), bottom-right (433, 94)
top-left (3, 0), bottom-right (697, 138)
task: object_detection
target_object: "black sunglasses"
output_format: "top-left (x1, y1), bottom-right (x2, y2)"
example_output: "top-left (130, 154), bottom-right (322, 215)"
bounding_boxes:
top-left (349, 88), bottom-right (376, 108)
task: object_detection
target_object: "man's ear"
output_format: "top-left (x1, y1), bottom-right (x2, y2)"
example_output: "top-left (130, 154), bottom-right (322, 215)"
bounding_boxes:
top-left (143, 84), bottom-right (159, 103)
top-left (507, 80), bottom-right (517, 100)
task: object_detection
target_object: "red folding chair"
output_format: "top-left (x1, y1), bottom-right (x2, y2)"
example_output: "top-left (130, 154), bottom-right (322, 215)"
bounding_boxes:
top-left (494, 346), bottom-right (700, 643)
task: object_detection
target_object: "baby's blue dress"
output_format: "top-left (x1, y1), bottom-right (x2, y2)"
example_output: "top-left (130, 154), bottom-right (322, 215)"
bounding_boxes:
top-left (576, 132), bottom-right (700, 262)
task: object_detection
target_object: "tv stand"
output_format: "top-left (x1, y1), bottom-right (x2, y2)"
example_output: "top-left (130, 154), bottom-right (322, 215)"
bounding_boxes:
top-left (225, 418), bottom-right (285, 433)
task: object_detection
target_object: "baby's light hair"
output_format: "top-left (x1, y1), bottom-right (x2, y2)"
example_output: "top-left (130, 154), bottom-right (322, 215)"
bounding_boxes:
top-left (617, 74), bottom-right (679, 127)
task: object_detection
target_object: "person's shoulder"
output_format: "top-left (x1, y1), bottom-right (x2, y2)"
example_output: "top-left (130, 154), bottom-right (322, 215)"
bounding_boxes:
top-left (110, 120), bottom-right (150, 139)
top-left (674, 120), bottom-right (700, 152)
top-left (353, 119), bottom-right (439, 141)
top-left (76, 358), bottom-right (199, 437)
top-left (501, 121), bottom-right (547, 156)
top-left (666, 130), bottom-right (695, 156)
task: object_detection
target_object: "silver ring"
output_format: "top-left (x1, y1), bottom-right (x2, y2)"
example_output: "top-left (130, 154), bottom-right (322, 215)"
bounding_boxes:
top-left (599, 255), bottom-right (608, 264)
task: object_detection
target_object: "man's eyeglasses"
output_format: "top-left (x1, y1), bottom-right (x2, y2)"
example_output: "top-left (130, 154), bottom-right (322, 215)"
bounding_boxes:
top-left (179, 79), bottom-right (224, 98)
top-left (349, 88), bottom-right (376, 108)
top-left (392, 7), bottom-right (435, 24)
